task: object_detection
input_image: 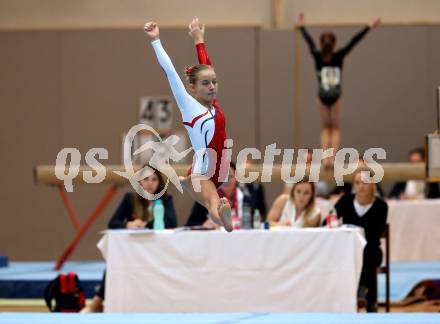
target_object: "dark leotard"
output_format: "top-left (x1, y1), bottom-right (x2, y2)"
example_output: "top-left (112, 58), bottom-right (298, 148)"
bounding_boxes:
top-left (299, 26), bottom-right (370, 107)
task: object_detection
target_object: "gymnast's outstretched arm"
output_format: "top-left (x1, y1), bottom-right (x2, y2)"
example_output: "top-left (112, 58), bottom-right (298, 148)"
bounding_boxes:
top-left (297, 13), bottom-right (318, 55)
top-left (338, 26), bottom-right (370, 57)
top-left (339, 18), bottom-right (380, 57)
top-left (188, 18), bottom-right (212, 66)
top-left (144, 21), bottom-right (200, 121)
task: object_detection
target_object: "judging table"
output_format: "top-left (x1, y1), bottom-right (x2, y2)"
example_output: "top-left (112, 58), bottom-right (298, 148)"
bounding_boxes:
top-left (98, 228), bottom-right (366, 313)
top-left (317, 198), bottom-right (440, 262)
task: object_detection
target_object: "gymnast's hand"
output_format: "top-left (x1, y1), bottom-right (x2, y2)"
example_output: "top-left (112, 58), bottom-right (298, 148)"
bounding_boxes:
top-left (369, 18), bottom-right (381, 29)
top-left (297, 12), bottom-right (305, 28)
top-left (188, 18), bottom-right (205, 45)
top-left (144, 21), bottom-right (160, 40)
top-left (126, 219), bottom-right (147, 229)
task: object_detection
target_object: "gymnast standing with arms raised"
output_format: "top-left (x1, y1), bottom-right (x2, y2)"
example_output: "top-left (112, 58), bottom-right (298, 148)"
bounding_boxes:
top-left (144, 20), bottom-right (233, 232)
top-left (297, 13), bottom-right (380, 165)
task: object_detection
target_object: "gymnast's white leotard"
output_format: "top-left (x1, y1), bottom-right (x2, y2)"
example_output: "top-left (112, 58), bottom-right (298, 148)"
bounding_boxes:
top-left (151, 39), bottom-right (228, 187)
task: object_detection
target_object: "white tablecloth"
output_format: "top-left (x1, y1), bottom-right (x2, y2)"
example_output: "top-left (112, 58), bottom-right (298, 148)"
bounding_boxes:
top-left (98, 228), bottom-right (366, 313)
top-left (387, 199), bottom-right (440, 261)
top-left (318, 198), bottom-right (440, 261)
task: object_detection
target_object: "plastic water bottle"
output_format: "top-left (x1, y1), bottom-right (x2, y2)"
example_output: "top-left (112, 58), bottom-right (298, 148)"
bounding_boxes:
top-left (231, 209), bottom-right (241, 230)
top-left (242, 202), bottom-right (252, 229)
top-left (153, 199), bottom-right (165, 230)
top-left (326, 207), bottom-right (338, 228)
top-left (253, 209), bottom-right (261, 229)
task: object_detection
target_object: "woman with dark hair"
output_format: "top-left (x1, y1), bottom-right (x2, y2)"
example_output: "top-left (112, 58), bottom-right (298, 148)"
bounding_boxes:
top-left (108, 169), bottom-right (176, 230)
top-left (334, 167), bottom-right (388, 312)
top-left (144, 20), bottom-right (232, 231)
top-left (297, 13), bottom-right (380, 163)
top-left (81, 169), bottom-right (177, 312)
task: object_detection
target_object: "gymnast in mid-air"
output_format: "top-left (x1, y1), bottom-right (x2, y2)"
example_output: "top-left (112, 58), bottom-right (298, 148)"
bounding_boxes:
top-left (144, 19), bottom-right (232, 231)
top-left (297, 13), bottom-right (380, 165)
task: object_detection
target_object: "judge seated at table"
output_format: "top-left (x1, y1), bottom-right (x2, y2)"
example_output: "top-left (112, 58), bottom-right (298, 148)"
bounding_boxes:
top-left (81, 167), bottom-right (177, 313)
top-left (388, 147), bottom-right (440, 199)
top-left (334, 167), bottom-right (388, 313)
top-left (267, 178), bottom-right (321, 228)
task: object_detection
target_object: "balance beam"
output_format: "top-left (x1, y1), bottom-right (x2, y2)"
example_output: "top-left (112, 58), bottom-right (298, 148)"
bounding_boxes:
top-left (34, 163), bottom-right (427, 185)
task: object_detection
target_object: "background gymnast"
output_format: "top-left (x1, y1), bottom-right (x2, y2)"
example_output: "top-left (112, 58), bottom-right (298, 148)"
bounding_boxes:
top-left (144, 21), bottom-right (233, 232)
top-left (297, 13), bottom-right (380, 165)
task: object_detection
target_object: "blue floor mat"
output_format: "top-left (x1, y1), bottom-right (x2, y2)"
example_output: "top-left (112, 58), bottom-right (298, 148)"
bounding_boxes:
top-left (0, 262), bottom-right (105, 298)
top-left (378, 262), bottom-right (440, 302)
top-left (1, 261), bottom-right (440, 303)
top-left (1, 313), bottom-right (440, 324)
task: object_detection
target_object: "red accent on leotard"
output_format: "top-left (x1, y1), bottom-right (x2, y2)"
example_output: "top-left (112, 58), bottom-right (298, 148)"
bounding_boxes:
top-left (187, 43), bottom-right (228, 188)
top-left (196, 43), bottom-right (212, 66)
top-left (182, 110), bottom-right (209, 128)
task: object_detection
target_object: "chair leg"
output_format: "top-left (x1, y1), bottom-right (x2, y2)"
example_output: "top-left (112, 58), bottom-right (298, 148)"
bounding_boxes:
top-left (385, 224), bottom-right (390, 312)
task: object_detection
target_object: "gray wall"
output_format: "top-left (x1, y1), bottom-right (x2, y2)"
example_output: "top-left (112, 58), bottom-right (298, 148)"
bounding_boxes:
top-left (0, 25), bottom-right (438, 260)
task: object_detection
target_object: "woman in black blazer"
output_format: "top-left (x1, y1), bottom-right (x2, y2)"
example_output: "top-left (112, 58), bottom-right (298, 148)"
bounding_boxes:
top-left (335, 167), bottom-right (388, 312)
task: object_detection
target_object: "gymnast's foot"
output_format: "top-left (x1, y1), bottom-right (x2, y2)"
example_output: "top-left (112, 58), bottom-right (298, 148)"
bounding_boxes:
top-left (218, 197), bottom-right (233, 232)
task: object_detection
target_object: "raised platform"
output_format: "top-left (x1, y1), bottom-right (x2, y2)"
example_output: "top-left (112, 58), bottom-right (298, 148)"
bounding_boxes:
top-left (1, 261), bottom-right (439, 303)
top-left (0, 262), bottom-right (104, 298)
top-left (0, 256), bottom-right (8, 268)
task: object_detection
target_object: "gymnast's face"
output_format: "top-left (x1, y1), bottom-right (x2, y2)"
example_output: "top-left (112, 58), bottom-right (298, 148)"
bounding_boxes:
top-left (139, 173), bottom-right (160, 194)
top-left (293, 182), bottom-right (313, 211)
top-left (191, 68), bottom-right (218, 104)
